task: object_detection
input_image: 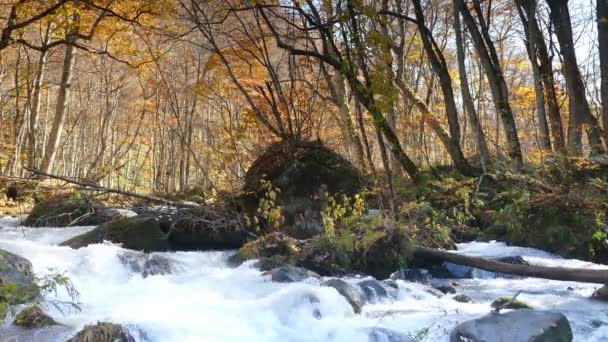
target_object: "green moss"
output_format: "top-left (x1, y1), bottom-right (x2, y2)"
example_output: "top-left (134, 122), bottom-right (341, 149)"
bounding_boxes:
top-left (592, 285), bottom-right (608, 301)
top-left (67, 322), bottom-right (134, 342)
top-left (490, 296), bottom-right (533, 310)
top-left (14, 305), bottom-right (57, 328)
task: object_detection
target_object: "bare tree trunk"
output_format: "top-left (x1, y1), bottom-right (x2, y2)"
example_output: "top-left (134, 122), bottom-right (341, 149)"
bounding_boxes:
top-left (517, 0), bottom-right (552, 151)
top-left (40, 12), bottom-right (79, 174)
top-left (599, 0), bottom-right (608, 145)
top-left (27, 24), bottom-right (52, 169)
top-left (547, 0), bottom-right (605, 154)
top-left (453, 1), bottom-right (490, 166)
top-left (456, 0), bottom-right (524, 170)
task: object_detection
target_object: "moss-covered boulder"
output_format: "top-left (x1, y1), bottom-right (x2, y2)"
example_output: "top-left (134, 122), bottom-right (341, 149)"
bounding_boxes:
top-left (491, 296), bottom-right (533, 310)
top-left (229, 232), bottom-right (304, 268)
top-left (0, 249), bottom-right (39, 319)
top-left (13, 305), bottom-right (57, 328)
top-left (60, 216), bottom-right (169, 252)
top-left (24, 194), bottom-right (119, 227)
top-left (67, 322), bottom-right (135, 342)
top-left (240, 140), bottom-right (365, 239)
top-left (591, 285), bottom-right (608, 301)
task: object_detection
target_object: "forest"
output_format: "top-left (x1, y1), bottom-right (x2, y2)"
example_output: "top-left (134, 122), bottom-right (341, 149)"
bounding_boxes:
top-left (0, 0), bottom-right (607, 341)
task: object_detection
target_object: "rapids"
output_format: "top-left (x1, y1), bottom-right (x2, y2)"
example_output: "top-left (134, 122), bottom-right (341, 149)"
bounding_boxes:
top-left (0, 216), bottom-right (606, 341)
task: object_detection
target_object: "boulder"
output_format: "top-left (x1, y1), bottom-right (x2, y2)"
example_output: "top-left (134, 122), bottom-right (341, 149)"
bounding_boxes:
top-left (231, 232), bottom-right (303, 267)
top-left (357, 279), bottom-right (396, 304)
top-left (433, 283), bottom-right (457, 295)
top-left (66, 322), bottom-right (136, 342)
top-left (60, 216), bottom-right (169, 252)
top-left (322, 279), bottom-right (364, 314)
top-left (24, 194), bottom-right (119, 227)
top-left (450, 310), bottom-right (573, 342)
top-left (118, 252), bottom-right (174, 277)
top-left (240, 140), bottom-right (365, 239)
top-left (0, 249), bottom-right (39, 318)
top-left (265, 265), bottom-right (320, 283)
top-left (13, 305), bottom-right (57, 328)
top-left (591, 285), bottom-right (608, 301)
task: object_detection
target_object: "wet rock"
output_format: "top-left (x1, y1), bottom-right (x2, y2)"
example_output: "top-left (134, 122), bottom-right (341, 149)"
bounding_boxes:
top-left (66, 322), bottom-right (136, 342)
top-left (390, 268), bottom-right (431, 284)
top-left (233, 232), bottom-right (303, 266)
top-left (453, 294), bottom-right (472, 303)
top-left (0, 249), bottom-right (39, 314)
top-left (240, 140), bottom-right (365, 239)
top-left (366, 327), bottom-right (412, 342)
top-left (24, 194), bottom-right (119, 227)
top-left (118, 252), bottom-right (175, 277)
top-left (357, 279), bottom-right (396, 304)
top-left (322, 279), bottom-right (364, 314)
top-left (61, 216), bottom-right (170, 252)
top-left (450, 310), bottom-right (573, 342)
top-left (13, 305), bottom-right (57, 328)
top-left (591, 285), bottom-right (608, 301)
top-left (433, 284), bottom-right (457, 295)
top-left (490, 296), bottom-right (533, 310)
top-left (265, 265), bottom-right (320, 283)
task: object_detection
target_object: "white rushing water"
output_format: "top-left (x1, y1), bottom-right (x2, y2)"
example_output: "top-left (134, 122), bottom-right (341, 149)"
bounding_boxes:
top-left (0, 216), bottom-right (607, 341)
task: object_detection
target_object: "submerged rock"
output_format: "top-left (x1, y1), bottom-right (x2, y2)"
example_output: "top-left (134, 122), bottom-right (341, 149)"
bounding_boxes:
top-left (390, 268), bottom-right (431, 284)
top-left (357, 279), bottom-right (397, 304)
top-left (322, 278), bottom-right (364, 314)
top-left (118, 251), bottom-right (175, 277)
top-left (61, 216), bottom-right (169, 252)
top-left (366, 327), bottom-right (412, 342)
top-left (453, 294), bottom-right (472, 303)
top-left (265, 265), bottom-right (320, 283)
top-left (66, 322), bottom-right (136, 342)
top-left (24, 194), bottom-right (119, 227)
top-left (450, 310), bottom-right (573, 342)
top-left (13, 305), bottom-right (57, 328)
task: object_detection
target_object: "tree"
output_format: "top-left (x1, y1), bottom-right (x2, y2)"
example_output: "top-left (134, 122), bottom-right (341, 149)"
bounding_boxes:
top-left (599, 0), bottom-right (608, 146)
top-left (546, 0), bottom-right (605, 154)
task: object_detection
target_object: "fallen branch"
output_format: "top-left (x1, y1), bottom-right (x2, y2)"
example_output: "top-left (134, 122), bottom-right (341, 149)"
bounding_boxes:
top-left (414, 246), bottom-right (608, 284)
top-left (24, 167), bottom-right (200, 209)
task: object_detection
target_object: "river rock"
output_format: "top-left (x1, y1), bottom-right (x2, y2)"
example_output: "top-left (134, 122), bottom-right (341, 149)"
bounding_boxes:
top-left (591, 285), bottom-right (608, 301)
top-left (390, 268), bottom-right (431, 284)
top-left (0, 249), bottom-right (39, 308)
top-left (265, 265), bottom-right (320, 283)
top-left (0, 325), bottom-right (71, 342)
top-left (24, 194), bottom-right (119, 227)
top-left (450, 310), bottom-right (573, 342)
top-left (118, 252), bottom-right (175, 277)
top-left (13, 305), bottom-right (57, 328)
top-left (61, 216), bottom-right (170, 252)
top-left (490, 296), bottom-right (533, 310)
top-left (66, 322), bottom-right (136, 342)
top-left (323, 278), bottom-right (364, 314)
top-left (453, 294), bottom-right (472, 303)
top-left (357, 279), bottom-right (397, 304)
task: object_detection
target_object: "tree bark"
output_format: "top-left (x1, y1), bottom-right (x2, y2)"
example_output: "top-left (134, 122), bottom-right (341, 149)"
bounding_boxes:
top-left (414, 246), bottom-right (608, 284)
top-left (456, 0), bottom-right (524, 170)
top-left (40, 12), bottom-right (79, 174)
top-left (599, 0), bottom-right (608, 146)
top-left (453, 1), bottom-right (490, 166)
top-left (547, 0), bottom-right (605, 154)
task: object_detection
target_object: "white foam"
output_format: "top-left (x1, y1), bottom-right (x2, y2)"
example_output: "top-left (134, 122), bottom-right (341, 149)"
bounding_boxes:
top-left (0, 224), bottom-right (606, 341)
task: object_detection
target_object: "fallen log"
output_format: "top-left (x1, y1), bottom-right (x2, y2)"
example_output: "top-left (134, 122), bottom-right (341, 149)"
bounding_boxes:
top-left (414, 246), bottom-right (608, 284)
top-left (24, 167), bottom-right (200, 209)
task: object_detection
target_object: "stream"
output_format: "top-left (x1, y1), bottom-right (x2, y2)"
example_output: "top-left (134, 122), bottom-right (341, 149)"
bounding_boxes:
top-left (0, 216), bottom-right (607, 341)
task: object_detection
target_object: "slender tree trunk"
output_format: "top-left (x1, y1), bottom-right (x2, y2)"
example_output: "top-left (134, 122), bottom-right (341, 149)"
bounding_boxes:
top-left (547, 0), bottom-right (605, 154)
top-left (457, 0), bottom-right (524, 170)
top-left (40, 12), bottom-right (79, 174)
top-left (517, 0), bottom-right (552, 151)
top-left (453, 1), bottom-right (490, 166)
top-left (27, 24), bottom-right (52, 169)
top-left (599, 0), bottom-right (608, 145)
